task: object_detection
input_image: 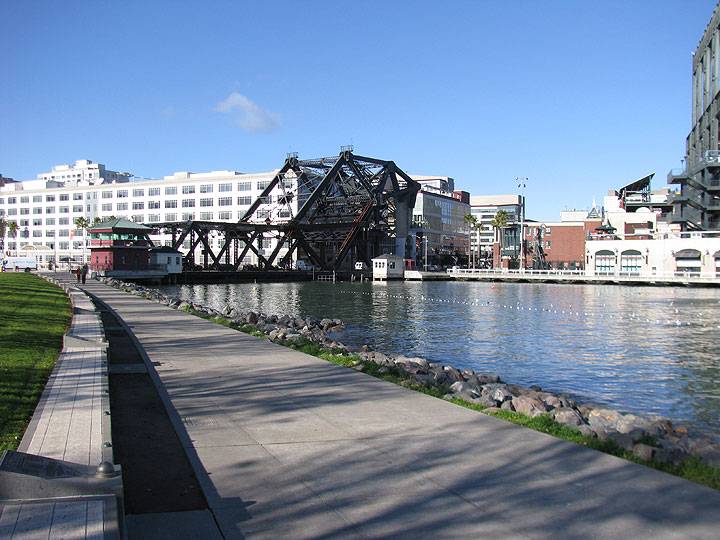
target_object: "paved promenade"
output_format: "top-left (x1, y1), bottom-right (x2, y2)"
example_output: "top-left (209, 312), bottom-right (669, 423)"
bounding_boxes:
top-left (78, 277), bottom-right (720, 539)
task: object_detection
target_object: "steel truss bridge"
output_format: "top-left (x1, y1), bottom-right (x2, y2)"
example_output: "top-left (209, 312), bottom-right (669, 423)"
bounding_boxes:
top-left (150, 150), bottom-right (420, 271)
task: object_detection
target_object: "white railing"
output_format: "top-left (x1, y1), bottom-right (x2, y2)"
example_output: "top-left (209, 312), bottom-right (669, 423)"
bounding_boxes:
top-left (447, 267), bottom-right (720, 282)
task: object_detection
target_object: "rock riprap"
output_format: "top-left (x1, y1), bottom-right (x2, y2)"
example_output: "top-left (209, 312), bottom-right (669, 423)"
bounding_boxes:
top-left (98, 277), bottom-right (720, 469)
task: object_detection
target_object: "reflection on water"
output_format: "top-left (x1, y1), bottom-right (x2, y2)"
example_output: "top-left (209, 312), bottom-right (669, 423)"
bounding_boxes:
top-left (159, 281), bottom-right (720, 440)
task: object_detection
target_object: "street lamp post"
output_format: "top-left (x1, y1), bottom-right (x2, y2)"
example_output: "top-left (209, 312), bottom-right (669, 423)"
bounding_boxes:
top-left (516, 177), bottom-right (528, 272)
top-left (424, 235), bottom-right (428, 271)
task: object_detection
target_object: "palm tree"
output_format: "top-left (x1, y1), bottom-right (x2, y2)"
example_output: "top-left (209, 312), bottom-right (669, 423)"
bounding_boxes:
top-left (74, 217), bottom-right (90, 262)
top-left (0, 217), bottom-right (6, 256)
top-left (490, 210), bottom-right (510, 267)
top-left (463, 214), bottom-right (478, 268)
top-left (7, 221), bottom-right (18, 256)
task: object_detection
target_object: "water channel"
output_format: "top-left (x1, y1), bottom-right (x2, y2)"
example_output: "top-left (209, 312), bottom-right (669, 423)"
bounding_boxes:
top-left (158, 281), bottom-right (720, 440)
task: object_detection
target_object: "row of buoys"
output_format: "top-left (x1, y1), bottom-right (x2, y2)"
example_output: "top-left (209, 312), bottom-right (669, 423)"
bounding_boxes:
top-left (331, 288), bottom-right (720, 329)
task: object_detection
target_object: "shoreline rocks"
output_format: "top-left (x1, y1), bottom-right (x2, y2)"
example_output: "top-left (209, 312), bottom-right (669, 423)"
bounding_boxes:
top-left (98, 276), bottom-right (720, 469)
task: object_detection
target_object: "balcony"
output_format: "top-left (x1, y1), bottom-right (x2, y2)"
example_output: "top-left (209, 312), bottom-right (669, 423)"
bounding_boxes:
top-left (667, 168), bottom-right (689, 184)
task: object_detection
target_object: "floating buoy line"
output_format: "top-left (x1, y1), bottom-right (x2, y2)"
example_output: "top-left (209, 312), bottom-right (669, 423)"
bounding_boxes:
top-left (330, 289), bottom-right (719, 329)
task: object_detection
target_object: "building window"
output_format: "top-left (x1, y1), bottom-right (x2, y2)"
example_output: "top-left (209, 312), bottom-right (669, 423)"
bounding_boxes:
top-left (58, 218), bottom-right (69, 225)
top-left (182, 199), bottom-right (195, 208)
top-left (200, 212), bottom-right (214, 220)
top-left (117, 203), bottom-right (128, 211)
top-left (73, 205), bottom-right (83, 212)
top-left (199, 198), bottom-right (213, 207)
top-left (32, 230), bottom-right (42, 238)
top-left (182, 185), bottom-right (195, 194)
top-left (216, 197), bottom-right (231, 206)
top-left (133, 189), bottom-right (145, 197)
top-left (165, 200), bottom-right (178, 208)
top-left (219, 211), bottom-right (232, 220)
top-left (257, 181), bottom-right (271, 190)
top-left (59, 206), bottom-right (69, 214)
top-left (20, 208), bottom-right (30, 215)
top-left (60, 194), bottom-right (69, 201)
top-left (237, 181), bottom-right (251, 191)
top-left (117, 190), bottom-right (128, 198)
top-left (102, 203), bottom-right (112, 211)
top-left (33, 208), bottom-right (42, 214)
top-left (132, 202), bottom-right (145, 210)
top-left (236, 196), bottom-right (251, 206)
top-left (149, 187), bottom-right (160, 196)
top-left (32, 196), bottom-right (42, 203)
top-left (21, 196), bottom-right (29, 203)
top-left (165, 213), bottom-right (177, 221)
top-left (46, 195), bottom-right (55, 202)
top-left (594, 250), bottom-right (615, 275)
top-left (8, 197), bottom-right (16, 204)
top-left (620, 250), bottom-right (642, 275)
top-left (256, 209), bottom-right (270, 219)
top-left (219, 183), bottom-right (232, 192)
top-left (59, 241), bottom-right (69, 250)
top-left (165, 186), bottom-right (177, 195)
top-left (132, 215), bottom-right (144, 223)
top-left (59, 229), bottom-right (69, 237)
top-left (148, 201), bottom-right (160, 209)
top-left (200, 184), bottom-right (213, 193)
top-left (73, 193), bottom-right (84, 200)
top-left (7, 209), bottom-right (17, 215)
top-left (147, 214), bottom-right (160, 222)
top-left (102, 191), bottom-right (113, 199)
top-left (182, 212), bottom-right (195, 221)
top-left (31, 219), bottom-right (41, 226)
top-left (45, 207), bottom-right (55, 214)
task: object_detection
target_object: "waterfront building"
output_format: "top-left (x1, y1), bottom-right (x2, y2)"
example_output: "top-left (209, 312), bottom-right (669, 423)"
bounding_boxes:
top-left (468, 194), bottom-right (523, 268)
top-left (524, 209), bottom-right (601, 270)
top-left (585, 230), bottom-right (720, 277)
top-left (409, 176), bottom-right (470, 269)
top-left (0, 160), bottom-right (276, 267)
top-left (668, 3), bottom-right (720, 230)
top-left (88, 218), bottom-right (153, 276)
top-left (371, 254), bottom-right (405, 280)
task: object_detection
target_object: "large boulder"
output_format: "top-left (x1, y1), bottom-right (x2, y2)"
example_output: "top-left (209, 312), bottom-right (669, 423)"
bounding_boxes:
top-left (443, 366), bottom-right (464, 383)
top-left (552, 408), bottom-right (584, 427)
top-left (511, 396), bottom-right (548, 417)
top-left (587, 408), bottom-right (622, 434)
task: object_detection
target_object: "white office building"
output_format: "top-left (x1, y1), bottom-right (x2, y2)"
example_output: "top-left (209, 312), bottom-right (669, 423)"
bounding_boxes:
top-left (469, 194), bottom-right (524, 266)
top-left (0, 160), bottom-right (280, 267)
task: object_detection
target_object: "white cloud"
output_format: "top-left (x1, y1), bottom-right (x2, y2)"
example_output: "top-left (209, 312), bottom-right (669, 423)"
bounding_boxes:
top-left (214, 92), bottom-right (280, 133)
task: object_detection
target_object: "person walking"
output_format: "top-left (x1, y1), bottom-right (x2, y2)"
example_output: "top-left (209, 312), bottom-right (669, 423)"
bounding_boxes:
top-left (81, 263), bottom-right (88, 284)
top-left (75, 266), bottom-right (81, 283)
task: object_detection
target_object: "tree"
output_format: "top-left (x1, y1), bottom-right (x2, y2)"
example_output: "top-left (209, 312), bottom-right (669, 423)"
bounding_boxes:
top-left (490, 210), bottom-right (510, 267)
top-left (6, 220), bottom-right (18, 256)
top-left (463, 214), bottom-right (478, 268)
top-left (0, 217), bottom-right (6, 255)
top-left (74, 217), bottom-right (90, 262)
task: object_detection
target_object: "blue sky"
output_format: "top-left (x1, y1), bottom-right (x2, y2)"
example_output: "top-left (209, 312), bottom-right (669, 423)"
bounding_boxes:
top-left (0, 0), bottom-right (716, 220)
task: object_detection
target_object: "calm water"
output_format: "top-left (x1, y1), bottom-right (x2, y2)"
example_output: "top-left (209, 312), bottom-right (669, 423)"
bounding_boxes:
top-left (158, 281), bottom-right (720, 440)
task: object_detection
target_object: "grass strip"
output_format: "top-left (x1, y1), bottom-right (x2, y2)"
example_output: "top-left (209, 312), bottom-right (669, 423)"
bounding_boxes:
top-left (0, 273), bottom-right (71, 451)
top-left (186, 305), bottom-right (720, 490)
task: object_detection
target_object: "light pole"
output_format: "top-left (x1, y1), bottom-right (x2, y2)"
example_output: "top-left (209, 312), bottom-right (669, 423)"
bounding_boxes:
top-left (424, 235), bottom-right (428, 271)
top-left (516, 177), bottom-right (528, 272)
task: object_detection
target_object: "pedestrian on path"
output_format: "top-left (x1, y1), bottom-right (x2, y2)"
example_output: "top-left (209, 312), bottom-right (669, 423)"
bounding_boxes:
top-left (81, 264), bottom-right (88, 284)
top-left (75, 266), bottom-right (81, 283)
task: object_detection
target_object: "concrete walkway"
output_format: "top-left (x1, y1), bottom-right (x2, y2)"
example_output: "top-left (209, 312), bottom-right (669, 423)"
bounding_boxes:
top-left (78, 277), bottom-right (720, 539)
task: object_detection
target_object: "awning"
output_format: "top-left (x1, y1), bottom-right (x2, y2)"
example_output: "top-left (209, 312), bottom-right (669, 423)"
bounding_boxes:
top-left (674, 249), bottom-right (701, 258)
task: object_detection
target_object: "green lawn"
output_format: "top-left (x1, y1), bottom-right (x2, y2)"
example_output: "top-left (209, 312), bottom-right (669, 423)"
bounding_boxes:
top-left (0, 273), bottom-right (70, 451)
